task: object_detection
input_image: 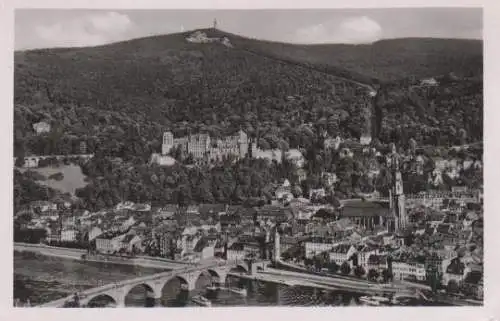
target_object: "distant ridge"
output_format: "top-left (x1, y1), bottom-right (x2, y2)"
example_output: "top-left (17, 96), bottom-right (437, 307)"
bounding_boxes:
top-left (15, 28), bottom-right (482, 83)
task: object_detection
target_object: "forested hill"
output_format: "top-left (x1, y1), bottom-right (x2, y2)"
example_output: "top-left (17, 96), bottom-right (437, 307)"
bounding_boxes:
top-left (14, 29), bottom-right (483, 159)
top-left (227, 33), bottom-right (483, 84)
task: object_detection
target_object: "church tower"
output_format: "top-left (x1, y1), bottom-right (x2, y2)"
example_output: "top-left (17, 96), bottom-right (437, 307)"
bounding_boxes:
top-left (389, 147), bottom-right (407, 233)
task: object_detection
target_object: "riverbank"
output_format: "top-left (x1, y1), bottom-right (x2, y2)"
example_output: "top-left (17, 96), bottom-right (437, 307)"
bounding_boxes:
top-left (14, 251), bottom-right (167, 306)
top-left (14, 243), bottom-right (189, 270)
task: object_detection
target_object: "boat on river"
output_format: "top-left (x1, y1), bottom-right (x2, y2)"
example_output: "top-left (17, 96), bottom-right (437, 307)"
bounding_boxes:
top-left (391, 294), bottom-right (419, 306)
top-left (359, 295), bottom-right (391, 306)
top-left (191, 295), bottom-right (212, 307)
top-left (228, 287), bottom-right (248, 297)
top-left (206, 282), bottom-right (224, 291)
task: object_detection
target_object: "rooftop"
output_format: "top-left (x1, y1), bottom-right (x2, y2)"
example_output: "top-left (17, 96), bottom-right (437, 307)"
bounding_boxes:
top-left (340, 200), bottom-right (390, 218)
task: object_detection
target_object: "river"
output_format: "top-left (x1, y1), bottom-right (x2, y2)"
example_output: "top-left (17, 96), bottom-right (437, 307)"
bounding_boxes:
top-left (14, 251), bottom-right (369, 307)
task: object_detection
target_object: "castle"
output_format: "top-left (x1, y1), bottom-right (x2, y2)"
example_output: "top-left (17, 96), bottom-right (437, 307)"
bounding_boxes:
top-left (162, 130), bottom-right (249, 162)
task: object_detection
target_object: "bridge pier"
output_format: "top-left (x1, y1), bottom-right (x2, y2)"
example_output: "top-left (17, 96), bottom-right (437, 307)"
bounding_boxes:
top-left (154, 297), bottom-right (163, 307)
top-left (214, 270), bottom-right (228, 285)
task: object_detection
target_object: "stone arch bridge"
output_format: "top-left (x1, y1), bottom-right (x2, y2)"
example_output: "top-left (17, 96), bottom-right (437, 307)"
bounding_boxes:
top-left (38, 260), bottom-right (254, 308)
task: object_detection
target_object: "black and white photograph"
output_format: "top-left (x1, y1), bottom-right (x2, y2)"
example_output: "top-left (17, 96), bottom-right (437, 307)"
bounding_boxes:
top-left (9, 5), bottom-right (488, 310)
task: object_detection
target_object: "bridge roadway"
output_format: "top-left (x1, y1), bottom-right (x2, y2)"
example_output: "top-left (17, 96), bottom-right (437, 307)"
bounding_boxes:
top-left (38, 259), bottom-right (253, 307)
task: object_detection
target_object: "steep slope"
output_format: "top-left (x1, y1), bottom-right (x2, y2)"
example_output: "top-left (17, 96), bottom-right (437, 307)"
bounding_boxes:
top-left (14, 29), bottom-right (371, 157)
top-left (14, 29), bottom-right (483, 158)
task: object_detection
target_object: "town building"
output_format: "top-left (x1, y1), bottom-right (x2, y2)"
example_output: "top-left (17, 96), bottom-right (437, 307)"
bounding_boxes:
top-left (285, 149), bottom-right (305, 168)
top-left (328, 244), bottom-right (357, 266)
top-left (420, 78), bottom-right (439, 86)
top-left (391, 260), bottom-right (426, 281)
top-left (356, 244), bottom-right (380, 268)
top-left (60, 229), bottom-right (78, 242)
top-left (33, 121), bottom-right (51, 135)
top-left (150, 153), bottom-right (176, 166)
top-left (324, 136), bottom-right (342, 150)
top-left (360, 134), bottom-right (372, 146)
top-left (442, 256), bottom-right (468, 287)
top-left (365, 254), bottom-right (389, 272)
top-left (226, 242), bottom-right (247, 261)
top-left (339, 199), bottom-right (391, 230)
top-left (304, 241), bottom-right (334, 259)
top-left (321, 172), bottom-right (338, 187)
top-left (95, 237), bottom-right (115, 254)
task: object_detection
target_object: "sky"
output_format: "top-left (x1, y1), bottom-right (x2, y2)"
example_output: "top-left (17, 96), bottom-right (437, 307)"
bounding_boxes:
top-left (14, 8), bottom-right (483, 50)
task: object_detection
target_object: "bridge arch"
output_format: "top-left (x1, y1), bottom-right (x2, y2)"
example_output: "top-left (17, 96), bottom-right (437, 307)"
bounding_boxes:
top-left (233, 263), bottom-right (249, 273)
top-left (206, 268), bottom-right (228, 284)
top-left (84, 294), bottom-right (118, 308)
top-left (158, 273), bottom-right (195, 294)
top-left (123, 282), bottom-right (157, 307)
top-left (239, 263), bottom-right (249, 272)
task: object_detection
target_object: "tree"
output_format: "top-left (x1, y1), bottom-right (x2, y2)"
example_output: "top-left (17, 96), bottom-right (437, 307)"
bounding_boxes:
top-left (15, 156), bottom-right (25, 168)
top-left (328, 262), bottom-right (339, 274)
top-left (447, 279), bottom-right (459, 294)
top-left (291, 185), bottom-right (303, 198)
top-left (368, 269), bottom-right (380, 281)
top-left (313, 256), bottom-right (323, 272)
top-left (381, 269), bottom-right (393, 283)
top-left (354, 265), bottom-right (366, 278)
top-left (340, 262), bottom-right (351, 275)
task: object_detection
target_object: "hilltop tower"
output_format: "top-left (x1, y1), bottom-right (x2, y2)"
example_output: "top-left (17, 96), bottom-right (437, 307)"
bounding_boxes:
top-left (213, 18), bottom-right (218, 29)
top-left (388, 148), bottom-right (407, 233)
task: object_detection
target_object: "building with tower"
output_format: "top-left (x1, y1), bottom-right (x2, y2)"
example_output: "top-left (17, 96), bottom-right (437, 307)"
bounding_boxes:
top-left (388, 147), bottom-right (407, 233)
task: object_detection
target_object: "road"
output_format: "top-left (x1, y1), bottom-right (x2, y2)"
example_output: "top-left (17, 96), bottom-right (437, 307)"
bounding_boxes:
top-left (14, 242), bottom-right (192, 270)
top-left (260, 268), bottom-right (415, 295)
top-left (227, 271), bottom-right (336, 290)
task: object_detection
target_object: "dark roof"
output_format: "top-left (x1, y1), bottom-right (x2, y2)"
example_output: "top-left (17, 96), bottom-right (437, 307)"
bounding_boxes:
top-left (436, 224), bottom-right (452, 234)
top-left (193, 237), bottom-right (209, 252)
top-left (446, 257), bottom-right (466, 275)
top-left (235, 207), bottom-right (257, 217)
top-left (331, 244), bottom-right (352, 254)
top-left (122, 234), bottom-right (136, 244)
top-left (239, 234), bottom-right (258, 243)
top-left (214, 239), bottom-right (224, 248)
top-left (159, 205), bottom-right (179, 212)
top-left (220, 214), bottom-right (241, 224)
top-left (368, 255), bottom-right (387, 265)
top-left (340, 200), bottom-right (390, 218)
top-left (199, 204), bottom-right (226, 217)
top-left (229, 242), bottom-right (244, 251)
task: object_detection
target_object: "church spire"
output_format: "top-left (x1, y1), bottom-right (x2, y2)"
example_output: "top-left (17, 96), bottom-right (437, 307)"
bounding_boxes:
top-left (389, 144), bottom-right (407, 233)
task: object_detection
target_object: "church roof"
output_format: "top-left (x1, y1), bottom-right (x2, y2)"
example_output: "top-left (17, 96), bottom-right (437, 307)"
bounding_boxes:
top-left (340, 200), bottom-right (391, 218)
